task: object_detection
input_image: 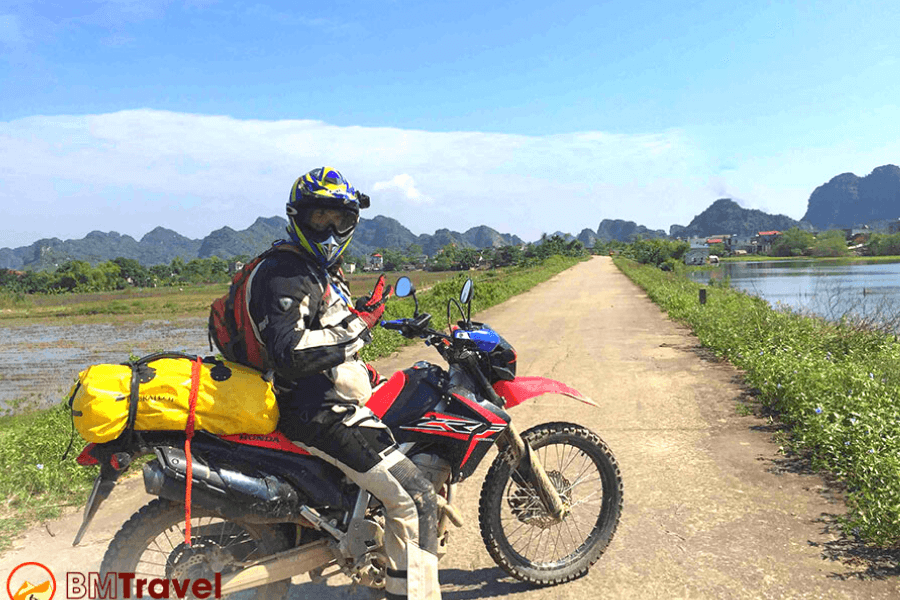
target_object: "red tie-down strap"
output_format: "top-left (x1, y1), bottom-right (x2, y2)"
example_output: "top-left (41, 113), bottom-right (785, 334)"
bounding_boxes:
top-left (184, 356), bottom-right (203, 546)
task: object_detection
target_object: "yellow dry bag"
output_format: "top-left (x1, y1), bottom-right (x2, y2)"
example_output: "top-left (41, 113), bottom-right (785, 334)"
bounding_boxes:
top-left (68, 353), bottom-right (279, 444)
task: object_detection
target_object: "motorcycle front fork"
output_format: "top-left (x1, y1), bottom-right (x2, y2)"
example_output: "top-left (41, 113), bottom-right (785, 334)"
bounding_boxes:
top-left (501, 424), bottom-right (568, 521)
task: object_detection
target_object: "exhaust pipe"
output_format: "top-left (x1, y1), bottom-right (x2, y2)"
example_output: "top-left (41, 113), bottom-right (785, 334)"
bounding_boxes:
top-left (143, 449), bottom-right (301, 523)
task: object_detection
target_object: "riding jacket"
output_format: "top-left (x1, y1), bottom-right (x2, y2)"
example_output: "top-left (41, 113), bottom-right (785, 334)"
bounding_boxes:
top-left (245, 249), bottom-right (373, 407)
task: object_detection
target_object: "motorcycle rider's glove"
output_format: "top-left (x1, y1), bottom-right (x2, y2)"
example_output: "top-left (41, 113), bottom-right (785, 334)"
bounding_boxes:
top-left (351, 274), bottom-right (393, 329)
top-left (365, 363), bottom-right (387, 389)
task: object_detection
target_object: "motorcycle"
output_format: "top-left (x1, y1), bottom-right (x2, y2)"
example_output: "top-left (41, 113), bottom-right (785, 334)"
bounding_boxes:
top-left (74, 276), bottom-right (623, 597)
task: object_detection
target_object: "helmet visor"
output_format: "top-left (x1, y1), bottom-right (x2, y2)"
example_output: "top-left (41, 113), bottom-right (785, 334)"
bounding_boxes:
top-left (302, 208), bottom-right (358, 235)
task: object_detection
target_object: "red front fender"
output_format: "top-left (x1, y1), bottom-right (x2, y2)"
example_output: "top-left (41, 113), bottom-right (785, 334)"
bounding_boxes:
top-left (493, 377), bottom-right (598, 409)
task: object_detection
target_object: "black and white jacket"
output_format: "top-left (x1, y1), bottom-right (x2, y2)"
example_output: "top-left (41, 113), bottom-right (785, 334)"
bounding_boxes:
top-left (246, 249), bottom-right (372, 406)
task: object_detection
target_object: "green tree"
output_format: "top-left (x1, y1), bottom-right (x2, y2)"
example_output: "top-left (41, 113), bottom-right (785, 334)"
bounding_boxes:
top-left (865, 232), bottom-right (900, 256)
top-left (149, 264), bottom-right (173, 286)
top-left (490, 245), bottom-right (523, 267)
top-left (112, 257), bottom-right (152, 287)
top-left (93, 261), bottom-right (122, 290)
top-left (427, 245), bottom-right (459, 271)
top-left (170, 256), bottom-right (186, 277)
top-left (405, 243), bottom-right (424, 262)
top-left (624, 238), bottom-right (689, 267)
top-left (810, 230), bottom-right (849, 257)
top-left (377, 248), bottom-right (406, 271)
top-left (342, 254), bottom-right (365, 271)
top-left (456, 248), bottom-right (482, 270)
top-left (770, 228), bottom-right (814, 257)
top-left (53, 260), bottom-right (95, 292)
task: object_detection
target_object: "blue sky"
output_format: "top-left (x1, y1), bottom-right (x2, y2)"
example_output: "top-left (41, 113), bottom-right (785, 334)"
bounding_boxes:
top-left (1, 0), bottom-right (898, 248)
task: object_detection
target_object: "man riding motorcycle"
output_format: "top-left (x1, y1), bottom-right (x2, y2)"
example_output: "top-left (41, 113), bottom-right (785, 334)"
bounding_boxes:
top-left (222, 167), bottom-right (441, 600)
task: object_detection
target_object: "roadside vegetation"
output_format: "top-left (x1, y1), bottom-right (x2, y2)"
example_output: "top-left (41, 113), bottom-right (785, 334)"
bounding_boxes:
top-left (614, 255), bottom-right (900, 548)
top-left (0, 251), bottom-right (586, 553)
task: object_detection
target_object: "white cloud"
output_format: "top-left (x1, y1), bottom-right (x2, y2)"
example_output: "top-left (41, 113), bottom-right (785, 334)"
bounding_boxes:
top-left (0, 109), bottom-right (715, 246)
top-left (373, 174), bottom-right (432, 205)
top-left (9, 108), bottom-right (893, 248)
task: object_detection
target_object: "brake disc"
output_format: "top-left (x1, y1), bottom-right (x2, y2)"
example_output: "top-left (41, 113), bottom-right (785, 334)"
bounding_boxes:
top-left (507, 471), bottom-right (570, 529)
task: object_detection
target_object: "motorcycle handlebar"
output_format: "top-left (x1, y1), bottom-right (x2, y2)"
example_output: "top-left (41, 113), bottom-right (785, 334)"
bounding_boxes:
top-left (380, 313), bottom-right (435, 337)
top-left (380, 319), bottom-right (407, 332)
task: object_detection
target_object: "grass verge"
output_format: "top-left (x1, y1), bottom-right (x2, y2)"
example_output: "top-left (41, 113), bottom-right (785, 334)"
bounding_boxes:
top-left (615, 256), bottom-right (900, 547)
top-left (0, 403), bottom-right (93, 552)
top-left (0, 255), bottom-right (583, 553)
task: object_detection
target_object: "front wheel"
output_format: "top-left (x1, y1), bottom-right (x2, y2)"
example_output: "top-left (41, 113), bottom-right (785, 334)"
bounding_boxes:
top-left (99, 498), bottom-right (292, 599)
top-left (479, 422), bottom-right (623, 585)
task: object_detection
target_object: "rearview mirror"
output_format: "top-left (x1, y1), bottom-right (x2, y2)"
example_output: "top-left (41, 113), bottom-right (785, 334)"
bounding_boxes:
top-left (460, 279), bottom-right (473, 305)
top-left (395, 276), bottom-right (415, 298)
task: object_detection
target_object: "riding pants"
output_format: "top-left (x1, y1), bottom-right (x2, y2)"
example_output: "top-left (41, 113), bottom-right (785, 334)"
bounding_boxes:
top-left (283, 400), bottom-right (441, 600)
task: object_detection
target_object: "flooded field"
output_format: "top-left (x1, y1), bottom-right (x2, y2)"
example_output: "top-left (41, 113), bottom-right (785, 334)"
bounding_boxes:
top-left (0, 272), bottom-right (458, 415)
top-left (0, 318), bottom-right (210, 414)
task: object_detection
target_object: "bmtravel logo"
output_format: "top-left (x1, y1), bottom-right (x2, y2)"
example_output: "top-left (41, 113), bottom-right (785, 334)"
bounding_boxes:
top-left (6, 563), bottom-right (222, 599)
top-left (6, 562), bottom-right (56, 600)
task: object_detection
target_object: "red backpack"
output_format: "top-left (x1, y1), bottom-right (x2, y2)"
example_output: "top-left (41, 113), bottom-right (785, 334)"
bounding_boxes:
top-left (209, 243), bottom-right (301, 372)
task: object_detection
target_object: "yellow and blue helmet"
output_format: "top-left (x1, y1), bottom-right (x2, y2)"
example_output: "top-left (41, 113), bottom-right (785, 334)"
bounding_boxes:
top-left (286, 167), bottom-right (370, 268)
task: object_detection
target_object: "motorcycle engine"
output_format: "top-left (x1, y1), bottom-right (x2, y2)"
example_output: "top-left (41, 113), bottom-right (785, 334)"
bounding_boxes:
top-left (410, 453), bottom-right (451, 491)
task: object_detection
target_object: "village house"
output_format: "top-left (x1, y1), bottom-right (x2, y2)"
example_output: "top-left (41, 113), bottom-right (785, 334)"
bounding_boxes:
top-left (367, 253), bottom-right (384, 271)
top-left (843, 226), bottom-right (871, 242)
top-left (753, 231), bottom-right (782, 254)
top-left (728, 235), bottom-right (756, 254)
top-left (683, 243), bottom-right (711, 265)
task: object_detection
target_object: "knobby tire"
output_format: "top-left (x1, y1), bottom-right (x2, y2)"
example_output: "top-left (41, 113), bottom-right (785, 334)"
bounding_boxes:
top-left (99, 498), bottom-right (292, 599)
top-left (479, 422), bottom-right (623, 585)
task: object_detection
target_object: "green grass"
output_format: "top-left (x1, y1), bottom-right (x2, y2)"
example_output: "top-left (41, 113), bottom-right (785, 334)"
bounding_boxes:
top-left (615, 256), bottom-right (900, 547)
top-left (361, 256), bottom-right (584, 362)
top-left (0, 403), bottom-right (98, 553)
top-left (0, 257), bottom-right (583, 553)
top-left (0, 284), bottom-right (230, 324)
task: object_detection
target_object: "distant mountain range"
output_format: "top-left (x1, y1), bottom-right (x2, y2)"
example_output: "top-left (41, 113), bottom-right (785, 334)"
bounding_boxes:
top-left (0, 216), bottom-right (525, 271)
top-left (802, 165), bottom-right (900, 229)
top-left (3, 165), bottom-right (898, 270)
top-left (668, 199), bottom-right (809, 238)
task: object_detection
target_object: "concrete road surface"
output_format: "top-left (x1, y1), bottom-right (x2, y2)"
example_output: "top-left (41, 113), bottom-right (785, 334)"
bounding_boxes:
top-left (2, 256), bottom-right (897, 599)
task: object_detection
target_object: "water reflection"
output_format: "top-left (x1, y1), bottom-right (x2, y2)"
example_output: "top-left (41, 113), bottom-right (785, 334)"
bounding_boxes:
top-left (689, 260), bottom-right (900, 327)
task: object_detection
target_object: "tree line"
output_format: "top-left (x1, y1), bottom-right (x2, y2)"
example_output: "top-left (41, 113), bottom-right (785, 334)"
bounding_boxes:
top-left (358, 235), bottom-right (588, 272)
top-left (745, 228), bottom-right (900, 258)
top-left (609, 229), bottom-right (900, 270)
top-left (0, 256), bottom-right (235, 295)
top-left (1, 236), bottom-right (589, 295)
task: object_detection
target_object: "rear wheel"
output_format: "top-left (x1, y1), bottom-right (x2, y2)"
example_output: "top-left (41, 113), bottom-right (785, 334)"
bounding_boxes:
top-left (100, 498), bottom-right (292, 599)
top-left (479, 422), bottom-right (623, 585)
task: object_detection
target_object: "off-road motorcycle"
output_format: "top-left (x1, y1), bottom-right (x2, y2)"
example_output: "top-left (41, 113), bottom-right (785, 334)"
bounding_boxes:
top-left (73, 277), bottom-right (623, 598)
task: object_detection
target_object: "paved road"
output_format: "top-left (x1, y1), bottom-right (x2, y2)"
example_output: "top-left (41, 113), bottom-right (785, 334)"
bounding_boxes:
top-left (2, 256), bottom-right (897, 599)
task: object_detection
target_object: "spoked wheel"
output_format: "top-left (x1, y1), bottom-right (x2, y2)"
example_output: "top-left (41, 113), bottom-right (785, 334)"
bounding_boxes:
top-left (100, 499), bottom-right (292, 599)
top-left (479, 422), bottom-right (623, 585)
